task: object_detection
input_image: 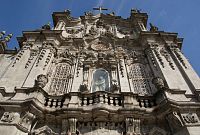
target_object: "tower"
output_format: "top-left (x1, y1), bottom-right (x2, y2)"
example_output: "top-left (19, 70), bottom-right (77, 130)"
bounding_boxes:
top-left (0, 8), bottom-right (200, 135)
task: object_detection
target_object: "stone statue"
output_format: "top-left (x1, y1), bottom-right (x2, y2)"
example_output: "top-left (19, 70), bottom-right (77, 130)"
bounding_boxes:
top-left (131, 8), bottom-right (141, 13)
top-left (64, 9), bottom-right (71, 15)
top-left (41, 22), bottom-right (51, 30)
top-left (150, 23), bottom-right (158, 32)
top-left (94, 76), bottom-right (106, 91)
top-left (35, 74), bottom-right (48, 88)
top-left (152, 77), bottom-right (165, 90)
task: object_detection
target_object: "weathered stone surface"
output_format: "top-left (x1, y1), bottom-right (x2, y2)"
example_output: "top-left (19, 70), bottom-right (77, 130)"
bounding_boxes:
top-left (0, 8), bottom-right (200, 135)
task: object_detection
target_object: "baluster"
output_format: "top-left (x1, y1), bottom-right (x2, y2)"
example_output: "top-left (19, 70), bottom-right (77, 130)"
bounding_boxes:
top-left (50, 99), bottom-right (54, 107)
top-left (57, 100), bottom-right (61, 107)
top-left (153, 99), bottom-right (157, 106)
top-left (115, 97), bottom-right (119, 106)
top-left (99, 94), bottom-right (104, 104)
top-left (55, 99), bottom-right (59, 107)
top-left (94, 95), bottom-right (99, 104)
top-left (143, 99), bottom-right (147, 108)
top-left (138, 99), bottom-right (142, 107)
top-left (148, 99), bottom-right (152, 108)
top-left (110, 97), bottom-right (114, 106)
top-left (145, 99), bottom-right (149, 108)
top-left (53, 99), bottom-right (57, 107)
top-left (105, 94), bottom-right (108, 104)
top-left (83, 97), bottom-right (87, 106)
top-left (89, 97), bottom-right (93, 105)
top-left (44, 98), bottom-right (49, 106)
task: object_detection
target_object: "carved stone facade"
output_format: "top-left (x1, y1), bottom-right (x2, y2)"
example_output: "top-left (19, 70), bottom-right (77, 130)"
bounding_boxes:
top-left (0, 8), bottom-right (200, 135)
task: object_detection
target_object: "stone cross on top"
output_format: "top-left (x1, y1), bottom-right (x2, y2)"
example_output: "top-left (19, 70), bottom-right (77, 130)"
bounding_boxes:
top-left (93, 6), bottom-right (108, 13)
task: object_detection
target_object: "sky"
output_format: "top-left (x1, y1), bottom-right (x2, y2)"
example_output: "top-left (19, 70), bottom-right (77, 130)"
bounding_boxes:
top-left (0, 0), bottom-right (199, 76)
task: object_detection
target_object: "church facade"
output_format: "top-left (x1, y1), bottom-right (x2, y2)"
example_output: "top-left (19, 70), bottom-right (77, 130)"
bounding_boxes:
top-left (0, 8), bottom-right (200, 135)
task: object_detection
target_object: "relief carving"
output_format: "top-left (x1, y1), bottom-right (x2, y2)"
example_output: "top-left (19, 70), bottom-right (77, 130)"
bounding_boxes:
top-left (32, 125), bottom-right (56, 135)
top-left (173, 48), bottom-right (187, 68)
top-left (166, 111), bottom-right (183, 133)
top-left (153, 48), bottom-right (164, 68)
top-left (160, 47), bottom-right (175, 70)
top-left (18, 112), bottom-right (36, 131)
top-left (149, 127), bottom-right (167, 135)
top-left (125, 118), bottom-right (140, 134)
top-left (90, 41), bottom-right (111, 51)
top-left (1, 112), bottom-right (19, 123)
top-left (182, 113), bottom-right (199, 124)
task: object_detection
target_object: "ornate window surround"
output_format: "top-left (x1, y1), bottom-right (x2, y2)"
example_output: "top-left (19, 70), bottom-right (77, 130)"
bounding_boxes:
top-left (90, 68), bottom-right (110, 93)
top-left (49, 62), bottom-right (72, 95)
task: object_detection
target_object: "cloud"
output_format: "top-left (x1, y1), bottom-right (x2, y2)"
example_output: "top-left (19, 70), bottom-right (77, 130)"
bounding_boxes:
top-left (116, 0), bottom-right (125, 15)
top-left (96, 0), bottom-right (104, 6)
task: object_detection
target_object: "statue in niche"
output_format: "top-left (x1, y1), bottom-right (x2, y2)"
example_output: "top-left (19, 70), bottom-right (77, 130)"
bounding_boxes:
top-left (92, 69), bottom-right (109, 92)
top-left (94, 76), bottom-right (106, 91)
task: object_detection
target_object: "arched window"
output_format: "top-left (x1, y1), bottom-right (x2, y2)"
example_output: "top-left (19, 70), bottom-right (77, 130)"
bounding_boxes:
top-left (91, 69), bottom-right (110, 92)
top-left (130, 63), bottom-right (151, 95)
top-left (49, 63), bottom-right (72, 95)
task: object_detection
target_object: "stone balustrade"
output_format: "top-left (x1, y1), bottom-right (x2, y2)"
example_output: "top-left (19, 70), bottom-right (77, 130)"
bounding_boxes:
top-left (44, 97), bottom-right (66, 108)
top-left (42, 91), bottom-right (157, 109)
top-left (137, 96), bottom-right (157, 108)
top-left (79, 91), bottom-right (123, 107)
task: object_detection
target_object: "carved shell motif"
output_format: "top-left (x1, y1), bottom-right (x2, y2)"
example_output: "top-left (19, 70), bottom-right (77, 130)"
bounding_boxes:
top-left (90, 41), bottom-right (111, 51)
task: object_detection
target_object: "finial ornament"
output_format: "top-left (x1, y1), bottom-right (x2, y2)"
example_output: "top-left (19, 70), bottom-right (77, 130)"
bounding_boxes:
top-left (93, 6), bottom-right (108, 13)
top-left (131, 8), bottom-right (141, 13)
top-left (42, 22), bottom-right (51, 30)
top-left (0, 31), bottom-right (6, 39)
top-left (64, 9), bottom-right (71, 15)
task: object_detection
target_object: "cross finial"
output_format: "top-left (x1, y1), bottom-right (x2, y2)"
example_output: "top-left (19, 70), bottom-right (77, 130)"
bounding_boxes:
top-left (93, 6), bottom-right (108, 13)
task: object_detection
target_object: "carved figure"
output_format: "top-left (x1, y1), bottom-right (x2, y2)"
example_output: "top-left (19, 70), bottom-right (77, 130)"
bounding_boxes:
top-left (94, 76), bottom-right (106, 91)
top-left (42, 22), bottom-right (51, 30)
top-left (84, 11), bottom-right (93, 16)
top-left (64, 9), bottom-right (71, 16)
top-left (150, 23), bottom-right (158, 32)
top-left (35, 74), bottom-right (48, 88)
top-left (152, 77), bottom-right (165, 90)
top-left (111, 79), bottom-right (120, 92)
top-left (131, 8), bottom-right (141, 13)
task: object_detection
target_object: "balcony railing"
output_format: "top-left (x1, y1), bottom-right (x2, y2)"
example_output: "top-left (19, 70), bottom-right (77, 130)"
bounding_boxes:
top-left (79, 91), bottom-right (123, 107)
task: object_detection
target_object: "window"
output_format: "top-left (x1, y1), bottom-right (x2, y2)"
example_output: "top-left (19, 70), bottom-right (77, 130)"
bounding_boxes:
top-left (49, 63), bottom-right (71, 95)
top-left (130, 63), bottom-right (151, 95)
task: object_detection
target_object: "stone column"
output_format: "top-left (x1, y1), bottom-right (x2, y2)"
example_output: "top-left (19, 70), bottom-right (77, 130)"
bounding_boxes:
top-left (68, 118), bottom-right (77, 134)
top-left (125, 117), bottom-right (140, 135)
